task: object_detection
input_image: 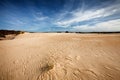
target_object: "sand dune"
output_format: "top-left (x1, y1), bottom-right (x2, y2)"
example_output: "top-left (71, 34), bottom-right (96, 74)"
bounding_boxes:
top-left (0, 33), bottom-right (120, 80)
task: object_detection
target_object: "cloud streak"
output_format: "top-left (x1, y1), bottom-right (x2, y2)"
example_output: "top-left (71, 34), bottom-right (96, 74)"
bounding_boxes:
top-left (56, 2), bottom-right (120, 28)
top-left (73, 19), bottom-right (120, 32)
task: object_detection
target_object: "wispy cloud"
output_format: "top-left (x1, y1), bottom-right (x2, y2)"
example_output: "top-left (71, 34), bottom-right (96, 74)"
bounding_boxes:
top-left (55, 2), bottom-right (120, 28)
top-left (7, 19), bottom-right (25, 25)
top-left (33, 12), bottom-right (48, 21)
top-left (73, 19), bottom-right (120, 32)
top-left (35, 17), bottom-right (48, 21)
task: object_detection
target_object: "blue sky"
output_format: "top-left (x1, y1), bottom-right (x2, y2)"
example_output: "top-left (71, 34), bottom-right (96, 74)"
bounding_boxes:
top-left (0, 0), bottom-right (120, 32)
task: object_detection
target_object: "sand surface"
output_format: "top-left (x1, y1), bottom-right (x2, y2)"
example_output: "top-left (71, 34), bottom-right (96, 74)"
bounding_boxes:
top-left (0, 33), bottom-right (120, 80)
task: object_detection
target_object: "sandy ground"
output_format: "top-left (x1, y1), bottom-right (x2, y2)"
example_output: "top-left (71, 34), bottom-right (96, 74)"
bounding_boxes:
top-left (0, 33), bottom-right (120, 80)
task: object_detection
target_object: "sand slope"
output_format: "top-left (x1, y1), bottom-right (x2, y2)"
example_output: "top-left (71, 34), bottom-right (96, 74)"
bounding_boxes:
top-left (0, 33), bottom-right (120, 80)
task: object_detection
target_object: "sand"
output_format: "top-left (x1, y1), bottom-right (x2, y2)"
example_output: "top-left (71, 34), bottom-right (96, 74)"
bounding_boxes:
top-left (0, 33), bottom-right (120, 80)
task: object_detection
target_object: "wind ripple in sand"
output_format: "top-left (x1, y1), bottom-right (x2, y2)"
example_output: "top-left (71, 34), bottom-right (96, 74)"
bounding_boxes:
top-left (0, 33), bottom-right (120, 80)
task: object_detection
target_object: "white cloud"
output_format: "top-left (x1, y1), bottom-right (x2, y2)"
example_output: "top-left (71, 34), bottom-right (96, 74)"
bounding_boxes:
top-left (73, 19), bottom-right (120, 32)
top-left (56, 3), bottom-right (120, 28)
top-left (7, 19), bottom-right (25, 26)
top-left (35, 16), bottom-right (48, 21)
top-left (33, 12), bottom-right (48, 21)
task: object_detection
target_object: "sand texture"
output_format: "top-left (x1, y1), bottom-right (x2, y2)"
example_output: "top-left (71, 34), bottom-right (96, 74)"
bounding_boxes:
top-left (0, 33), bottom-right (120, 80)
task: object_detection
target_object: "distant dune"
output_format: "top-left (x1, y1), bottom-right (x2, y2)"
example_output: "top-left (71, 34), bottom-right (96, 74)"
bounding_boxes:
top-left (0, 33), bottom-right (120, 80)
top-left (0, 30), bottom-right (24, 40)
